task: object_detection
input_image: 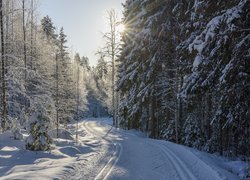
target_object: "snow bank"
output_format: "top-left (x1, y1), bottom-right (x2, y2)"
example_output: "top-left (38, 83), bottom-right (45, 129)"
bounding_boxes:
top-left (58, 146), bottom-right (81, 157)
top-left (48, 129), bottom-right (75, 140)
top-left (225, 161), bottom-right (250, 179)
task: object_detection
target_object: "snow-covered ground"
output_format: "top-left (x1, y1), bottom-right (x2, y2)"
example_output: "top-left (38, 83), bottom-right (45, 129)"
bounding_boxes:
top-left (0, 118), bottom-right (249, 179)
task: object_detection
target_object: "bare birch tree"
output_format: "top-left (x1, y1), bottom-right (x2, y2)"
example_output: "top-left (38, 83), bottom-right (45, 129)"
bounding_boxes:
top-left (103, 9), bottom-right (121, 127)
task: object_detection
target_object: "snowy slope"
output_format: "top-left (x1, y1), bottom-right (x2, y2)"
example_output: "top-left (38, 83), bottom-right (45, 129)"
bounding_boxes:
top-left (0, 118), bottom-right (248, 179)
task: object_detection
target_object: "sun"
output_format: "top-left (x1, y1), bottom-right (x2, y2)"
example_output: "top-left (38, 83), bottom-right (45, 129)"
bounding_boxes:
top-left (117, 23), bottom-right (126, 33)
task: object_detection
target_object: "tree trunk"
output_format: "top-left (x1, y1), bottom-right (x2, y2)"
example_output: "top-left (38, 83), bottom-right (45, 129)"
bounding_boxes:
top-left (23, 0), bottom-right (27, 79)
top-left (56, 54), bottom-right (59, 138)
top-left (112, 54), bottom-right (115, 126)
top-left (115, 90), bottom-right (119, 128)
top-left (219, 118), bottom-right (223, 155)
top-left (111, 26), bottom-right (115, 127)
top-left (0, 0), bottom-right (6, 132)
top-left (76, 61), bottom-right (80, 143)
top-left (30, 0), bottom-right (34, 69)
top-left (5, 1), bottom-right (9, 74)
top-left (149, 95), bottom-right (156, 138)
top-left (175, 80), bottom-right (179, 144)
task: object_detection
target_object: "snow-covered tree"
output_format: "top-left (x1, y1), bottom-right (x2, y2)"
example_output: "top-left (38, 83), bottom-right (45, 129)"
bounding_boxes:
top-left (26, 105), bottom-right (52, 151)
top-left (181, 0), bottom-right (250, 156)
top-left (182, 114), bottom-right (203, 149)
top-left (41, 15), bottom-right (58, 41)
top-left (118, 0), bottom-right (249, 157)
top-left (102, 9), bottom-right (122, 127)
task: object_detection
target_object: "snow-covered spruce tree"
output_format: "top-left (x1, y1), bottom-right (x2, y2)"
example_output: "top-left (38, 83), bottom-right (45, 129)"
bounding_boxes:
top-left (118, 0), bottom-right (148, 130)
top-left (41, 15), bottom-right (58, 42)
top-left (26, 106), bottom-right (52, 151)
top-left (181, 0), bottom-right (250, 156)
top-left (182, 114), bottom-right (203, 149)
top-left (118, 0), bottom-right (182, 138)
top-left (24, 55), bottom-right (55, 151)
top-left (40, 15), bottom-right (59, 134)
top-left (57, 27), bottom-right (76, 127)
top-left (161, 119), bottom-right (176, 142)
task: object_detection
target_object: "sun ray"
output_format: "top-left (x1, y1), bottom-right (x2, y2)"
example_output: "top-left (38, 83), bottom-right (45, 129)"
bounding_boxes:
top-left (117, 23), bottom-right (126, 33)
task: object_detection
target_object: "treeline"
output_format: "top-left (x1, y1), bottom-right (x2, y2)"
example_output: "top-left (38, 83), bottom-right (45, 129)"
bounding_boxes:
top-left (0, 0), bottom-right (112, 150)
top-left (118, 0), bottom-right (249, 158)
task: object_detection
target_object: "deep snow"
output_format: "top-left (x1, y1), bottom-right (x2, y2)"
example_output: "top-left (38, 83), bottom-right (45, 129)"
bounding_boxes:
top-left (0, 118), bottom-right (249, 179)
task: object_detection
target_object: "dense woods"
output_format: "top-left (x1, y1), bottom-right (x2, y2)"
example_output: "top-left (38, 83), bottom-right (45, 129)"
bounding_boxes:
top-left (0, 0), bottom-right (112, 150)
top-left (0, 0), bottom-right (249, 159)
top-left (117, 0), bottom-right (249, 158)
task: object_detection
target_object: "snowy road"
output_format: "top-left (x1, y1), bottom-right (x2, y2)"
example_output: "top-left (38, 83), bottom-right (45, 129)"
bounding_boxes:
top-left (0, 118), bottom-right (241, 179)
top-left (80, 119), bottom-right (239, 180)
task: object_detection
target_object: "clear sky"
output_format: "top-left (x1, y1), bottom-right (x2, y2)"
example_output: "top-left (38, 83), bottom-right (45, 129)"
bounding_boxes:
top-left (40, 0), bottom-right (125, 66)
